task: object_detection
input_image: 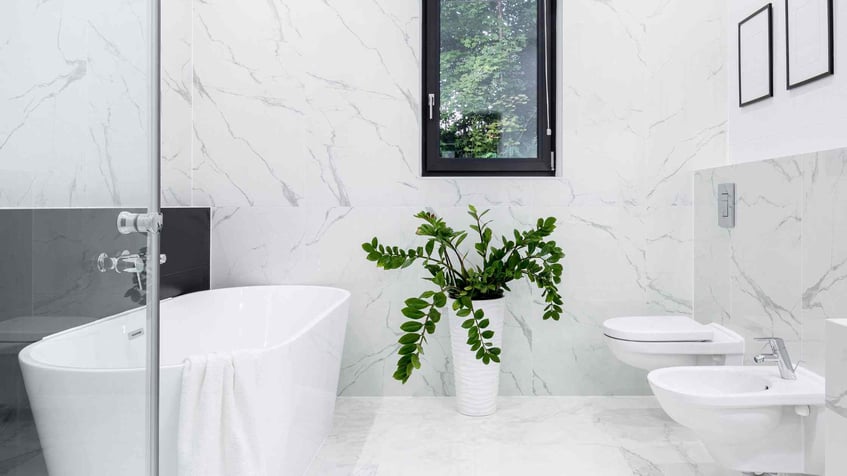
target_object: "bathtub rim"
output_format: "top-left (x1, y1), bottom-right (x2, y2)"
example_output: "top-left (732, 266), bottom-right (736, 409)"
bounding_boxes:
top-left (18, 285), bottom-right (351, 373)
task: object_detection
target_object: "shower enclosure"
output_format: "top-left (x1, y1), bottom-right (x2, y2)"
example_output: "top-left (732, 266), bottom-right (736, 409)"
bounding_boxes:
top-left (0, 0), bottom-right (162, 473)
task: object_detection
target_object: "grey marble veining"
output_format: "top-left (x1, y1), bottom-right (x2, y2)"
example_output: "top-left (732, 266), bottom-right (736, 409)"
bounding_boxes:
top-left (193, 0), bottom-right (729, 397)
top-left (693, 147), bottom-right (847, 376)
top-left (0, 0), bottom-right (152, 208)
top-left (308, 397), bottom-right (734, 476)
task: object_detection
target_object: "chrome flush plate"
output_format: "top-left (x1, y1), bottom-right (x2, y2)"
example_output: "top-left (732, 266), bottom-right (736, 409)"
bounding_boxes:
top-left (718, 183), bottom-right (735, 229)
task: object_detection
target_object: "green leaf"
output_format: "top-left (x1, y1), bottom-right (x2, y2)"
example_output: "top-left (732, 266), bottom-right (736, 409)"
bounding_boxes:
top-left (411, 354), bottom-right (421, 369)
top-left (429, 308), bottom-right (441, 323)
top-left (402, 307), bottom-right (425, 319)
top-left (404, 298), bottom-right (428, 309)
top-left (393, 369), bottom-right (407, 381)
top-left (461, 319), bottom-right (474, 329)
top-left (400, 321), bottom-right (424, 332)
top-left (398, 333), bottom-right (419, 345)
top-left (398, 344), bottom-right (417, 355)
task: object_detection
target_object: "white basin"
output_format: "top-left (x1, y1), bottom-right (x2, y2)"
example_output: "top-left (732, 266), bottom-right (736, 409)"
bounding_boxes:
top-left (649, 366), bottom-right (825, 475)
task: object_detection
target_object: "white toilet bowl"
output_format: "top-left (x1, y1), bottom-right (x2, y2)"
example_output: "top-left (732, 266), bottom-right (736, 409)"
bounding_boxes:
top-left (603, 316), bottom-right (745, 371)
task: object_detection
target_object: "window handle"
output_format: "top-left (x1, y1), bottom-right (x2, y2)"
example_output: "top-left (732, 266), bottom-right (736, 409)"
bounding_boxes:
top-left (428, 93), bottom-right (435, 120)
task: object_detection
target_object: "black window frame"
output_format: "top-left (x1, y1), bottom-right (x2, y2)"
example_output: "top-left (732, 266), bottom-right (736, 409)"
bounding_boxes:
top-left (422, 0), bottom-right (557, 177)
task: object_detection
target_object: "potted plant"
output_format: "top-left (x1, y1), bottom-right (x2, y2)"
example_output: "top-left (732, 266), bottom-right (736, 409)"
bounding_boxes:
top-left (362, 206), bottom-right (565, 416)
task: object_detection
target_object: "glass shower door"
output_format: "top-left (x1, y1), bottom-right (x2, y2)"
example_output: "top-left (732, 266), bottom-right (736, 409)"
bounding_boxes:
top-left (0, 0), bottom-right (161, 474)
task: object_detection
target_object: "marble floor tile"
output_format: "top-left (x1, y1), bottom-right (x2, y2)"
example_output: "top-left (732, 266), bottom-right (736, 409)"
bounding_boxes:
top-left (308, 397), bottom-right (734, 476)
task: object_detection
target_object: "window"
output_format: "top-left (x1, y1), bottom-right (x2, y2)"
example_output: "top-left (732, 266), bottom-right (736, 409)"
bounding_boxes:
top-left (423, 0), bottom-right (556, 176)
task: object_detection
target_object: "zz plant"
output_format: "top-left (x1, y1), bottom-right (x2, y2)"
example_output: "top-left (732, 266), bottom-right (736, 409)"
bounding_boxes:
top-left (362, 206), bottom-right (565, 383)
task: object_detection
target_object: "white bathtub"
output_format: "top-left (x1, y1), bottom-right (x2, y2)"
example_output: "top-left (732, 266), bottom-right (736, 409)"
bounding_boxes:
top-left (18, 285), bottom-right (351, 476)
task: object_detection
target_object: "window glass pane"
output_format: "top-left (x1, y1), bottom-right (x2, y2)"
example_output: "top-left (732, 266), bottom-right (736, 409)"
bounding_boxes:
top-left (439, 0), bottom-right (538, 159)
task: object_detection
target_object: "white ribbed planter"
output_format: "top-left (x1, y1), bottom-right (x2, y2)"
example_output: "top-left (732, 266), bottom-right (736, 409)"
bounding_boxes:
top-left (447, 297), bottom-right (505, 417)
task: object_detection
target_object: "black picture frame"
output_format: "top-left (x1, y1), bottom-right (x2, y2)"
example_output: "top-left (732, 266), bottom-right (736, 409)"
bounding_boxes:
top-left (786, 0), bottom-right (835, 89)
top-left (738, 4), bottom-right (774, 107)
top-left (421, 0), bottom-right (556, 177)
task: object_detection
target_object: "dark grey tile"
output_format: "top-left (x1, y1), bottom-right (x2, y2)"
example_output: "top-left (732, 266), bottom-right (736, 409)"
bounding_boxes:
top-left (31, 209), bottom-right (146, 319)
top-left (0, 210), bottom-right (33, 322)
top-left (161, 208), bottom-right (210, 275)
top-left (161, 267), bottom-right (210, 300)
top-left (0, 206), bottom-right (209, 476)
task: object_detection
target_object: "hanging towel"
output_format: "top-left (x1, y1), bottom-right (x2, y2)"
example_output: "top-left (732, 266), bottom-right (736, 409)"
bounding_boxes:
top-left (177, 351), bottom-right (267, 476)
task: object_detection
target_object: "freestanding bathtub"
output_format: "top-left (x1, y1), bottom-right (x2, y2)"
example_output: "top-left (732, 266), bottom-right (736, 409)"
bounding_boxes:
top-left (18, 285), bottom-right (350, 476)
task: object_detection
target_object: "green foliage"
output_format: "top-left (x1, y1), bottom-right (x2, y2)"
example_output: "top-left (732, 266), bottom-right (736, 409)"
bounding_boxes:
top-left (439, 0), bottom-right (538, 158)
top-left (361, 205), bottom-right (565, 383)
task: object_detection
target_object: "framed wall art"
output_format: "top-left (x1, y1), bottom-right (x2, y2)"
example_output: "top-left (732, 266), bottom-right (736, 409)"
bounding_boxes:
top-left (738, 4), bottom-right (774, 107)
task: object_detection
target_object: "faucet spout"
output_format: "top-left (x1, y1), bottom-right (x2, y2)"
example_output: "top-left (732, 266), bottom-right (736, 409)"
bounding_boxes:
top-left (753, 337), bottom-right (796, 380)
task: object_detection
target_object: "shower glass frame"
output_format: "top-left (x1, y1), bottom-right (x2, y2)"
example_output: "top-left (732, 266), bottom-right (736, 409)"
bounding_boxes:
top-left (146, 0), bottom-right (163, 473)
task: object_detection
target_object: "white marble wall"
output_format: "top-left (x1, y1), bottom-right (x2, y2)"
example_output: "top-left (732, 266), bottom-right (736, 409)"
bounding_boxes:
top-left (0, 0), bottom-right (152, 208)
top-left (827, 319), bottom-right (847, 475)
top-left (162, 0), bottom-right (727, 396)
top-left (693, 148), bottom-right (847, 375)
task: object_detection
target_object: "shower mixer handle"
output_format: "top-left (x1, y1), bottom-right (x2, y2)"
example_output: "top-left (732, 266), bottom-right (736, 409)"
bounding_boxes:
top-left (97, 250), bottom-right (167, 274)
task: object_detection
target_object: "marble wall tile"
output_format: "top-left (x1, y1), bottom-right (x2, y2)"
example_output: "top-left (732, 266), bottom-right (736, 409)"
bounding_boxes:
top-left (826, 319), bottom-right (847, 475)
top-left (161, 0), bottom-right (194, 207)
top-left (693, 158), bottom-right (804, 363)
top-left (0, 0), bottom-right (153, 208)
top-left (211, 205), bottom-right (656, 396)
top-left (801, 150), bottom-right (847, 374)
top-left (729, 158), bottom-right (804, 362)
top-left (692, 169), bottom-right (732, 326)
top-left (185, 0), bottom-right (727, 210)
top-left (693, 148), bottom-right (847, 374)
top-left (195, 0), bottom-right (728, 396)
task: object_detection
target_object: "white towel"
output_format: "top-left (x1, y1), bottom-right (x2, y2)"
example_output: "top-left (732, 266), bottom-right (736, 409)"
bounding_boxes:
top-left (177, 351), bottom-right (267, 476)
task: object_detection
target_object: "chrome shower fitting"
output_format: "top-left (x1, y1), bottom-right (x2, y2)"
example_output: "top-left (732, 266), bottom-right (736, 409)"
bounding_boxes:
top-left (97, 250), bottom-right (167, 274)
top-left (97, 250), bottom-right (167, 289)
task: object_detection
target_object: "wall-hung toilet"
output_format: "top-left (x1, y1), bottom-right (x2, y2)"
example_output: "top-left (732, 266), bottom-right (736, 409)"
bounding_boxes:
top-left (603, 316), bottom-right (745, 370)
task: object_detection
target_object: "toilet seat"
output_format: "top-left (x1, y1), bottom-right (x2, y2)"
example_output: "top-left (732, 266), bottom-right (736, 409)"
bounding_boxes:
top-left (602, 316), bottom-right (746, 371)
top-left (603, 316), bottom-right (713, 342)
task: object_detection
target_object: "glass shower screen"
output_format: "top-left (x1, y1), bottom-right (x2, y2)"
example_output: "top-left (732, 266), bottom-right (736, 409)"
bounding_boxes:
top-left (0, 0), bottom-right (162, 474)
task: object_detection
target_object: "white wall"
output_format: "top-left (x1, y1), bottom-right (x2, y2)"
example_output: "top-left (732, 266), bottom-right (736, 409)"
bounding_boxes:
top-left (727, 0), bottom-right (847, 164)
top-left (0, 0), bottom-right (152, 208)
top-left (162, 0), bottom-right (727, 396)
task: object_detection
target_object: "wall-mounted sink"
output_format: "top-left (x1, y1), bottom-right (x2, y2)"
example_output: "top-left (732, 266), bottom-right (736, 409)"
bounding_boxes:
top-left (649, 366), bottom-right (825, 475)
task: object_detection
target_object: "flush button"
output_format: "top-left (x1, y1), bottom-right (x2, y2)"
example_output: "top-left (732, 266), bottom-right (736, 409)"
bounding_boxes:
top-left (718, 183), bottom-right (735, 228)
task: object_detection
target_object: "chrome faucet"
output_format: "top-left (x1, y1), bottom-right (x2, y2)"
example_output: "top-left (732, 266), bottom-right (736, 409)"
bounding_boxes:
top-left (97, 250), bottom-right (167, 274)
top-left (753, 337), bottom-right (796, 380)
